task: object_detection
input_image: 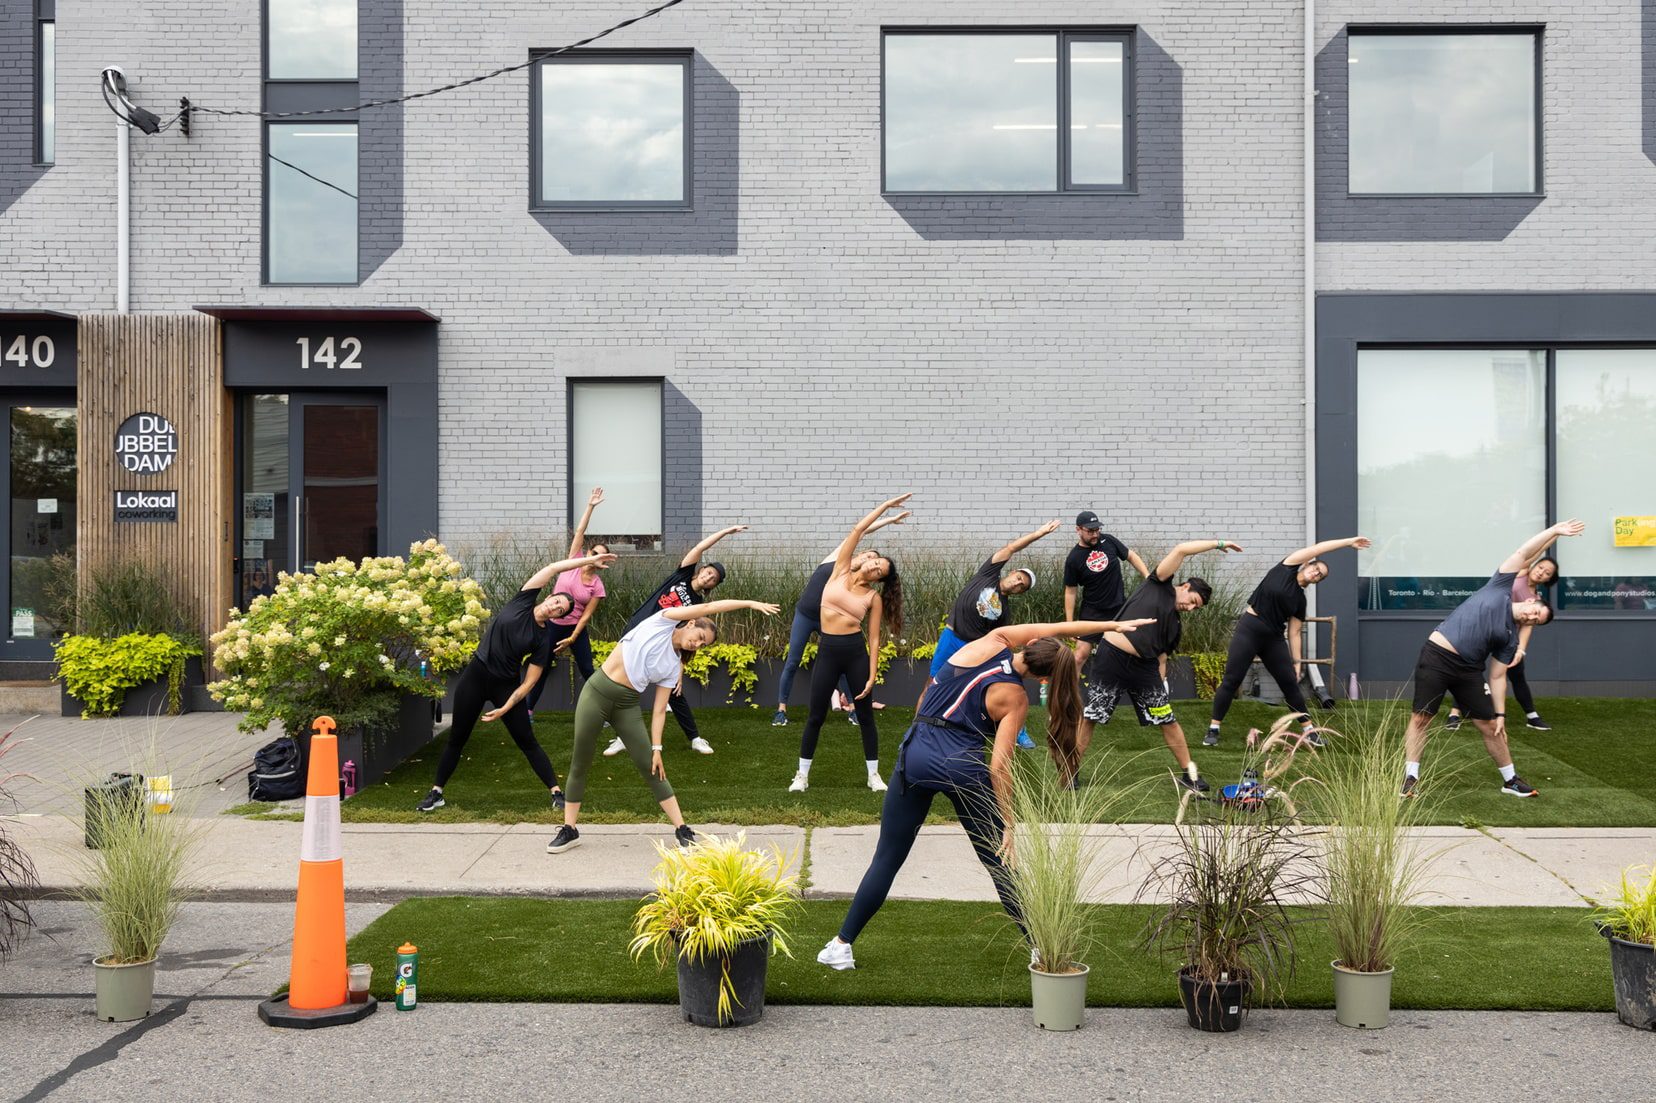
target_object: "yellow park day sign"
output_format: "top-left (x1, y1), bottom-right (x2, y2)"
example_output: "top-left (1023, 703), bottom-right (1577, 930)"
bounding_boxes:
top-left (1613, 516), bottom-right (1656, 548)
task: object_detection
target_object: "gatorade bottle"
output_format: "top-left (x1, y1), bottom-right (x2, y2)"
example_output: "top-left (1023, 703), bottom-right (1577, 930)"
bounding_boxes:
top-left (1039, 679), bottom-right (1049, 708)
top-left (394, 943), bottom-right (419, 1010)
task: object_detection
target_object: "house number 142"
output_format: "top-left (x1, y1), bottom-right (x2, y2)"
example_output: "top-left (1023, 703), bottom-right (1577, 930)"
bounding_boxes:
top-left (296, 336), bottom-right (363, 370)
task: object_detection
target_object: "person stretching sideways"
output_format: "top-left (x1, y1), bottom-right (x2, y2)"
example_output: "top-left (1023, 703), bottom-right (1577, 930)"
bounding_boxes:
top-left (1063, 511), bottom-right (1150, 671)
top-left (1074, 538), bottom-right (1241, 793)
top-left (817, 614), bottom-right (1153, 971)
top-left (415, 549), bottom-right (618, 814)
top-left (526, 486), bottom-right (610, 718)
top-left (926, 519), bottom-right (1062, 749)
top-left (1446, 553), bottom-right (1559, 733)
top-left (1204, 535), bottom-right (1372, 748)
top-left (547, 597), bottom-right (780, 854)
top-left (1401, 520), bottom-right (1583, 800)
top-left (789, 495), bottom-right (908, 794)
top-left (771, 509), bottom-right (910, 726)
top-left (603, 524), bottom-right (748, 758)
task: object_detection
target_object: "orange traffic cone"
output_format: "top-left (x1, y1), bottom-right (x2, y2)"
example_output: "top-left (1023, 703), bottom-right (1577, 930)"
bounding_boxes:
top-left (258, 716), bottom-right (377, 1028)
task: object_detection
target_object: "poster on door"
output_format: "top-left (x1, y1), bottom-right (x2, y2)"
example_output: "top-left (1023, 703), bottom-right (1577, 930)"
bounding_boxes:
top-left (243, 493), bottom-right (275, 540)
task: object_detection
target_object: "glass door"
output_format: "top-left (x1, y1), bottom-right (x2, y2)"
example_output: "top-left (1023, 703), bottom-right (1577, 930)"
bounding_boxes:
top-left (4, 398), bottom-right (77, 656)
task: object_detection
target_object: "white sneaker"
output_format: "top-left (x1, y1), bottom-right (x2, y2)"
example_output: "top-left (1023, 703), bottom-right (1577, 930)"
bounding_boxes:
top-left (788, 771), bottom-right (809, 793)
top-left (817, 937), bottom-right (855, 971)
top-left (602, 736), bottom-right (626, 757)
top-left (689, 737), bottom-right (715, 755)
top-left (867, 772), bottom-right (887, 793)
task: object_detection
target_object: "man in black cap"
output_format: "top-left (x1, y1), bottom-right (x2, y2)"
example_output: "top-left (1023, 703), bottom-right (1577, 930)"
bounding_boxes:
top-left (603, 524), bottom-right (747, 758)
top-left (1063, 511), bottom-right (1149, 671)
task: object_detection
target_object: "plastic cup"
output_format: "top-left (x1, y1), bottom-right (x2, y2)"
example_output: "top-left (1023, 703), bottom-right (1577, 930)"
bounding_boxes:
top-left (347, 963), bottom-right (373, 1004)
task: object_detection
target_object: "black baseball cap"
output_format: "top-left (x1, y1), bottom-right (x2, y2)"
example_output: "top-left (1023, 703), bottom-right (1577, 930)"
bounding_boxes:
top-left (1075, 511), bottom-right (1102, 530)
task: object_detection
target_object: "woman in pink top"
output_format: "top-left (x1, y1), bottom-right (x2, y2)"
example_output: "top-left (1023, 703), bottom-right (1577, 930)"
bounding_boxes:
top-left (1448, 553), bottom-right (1559, 732)
top-left (529, 488), bottom-right (611, 714)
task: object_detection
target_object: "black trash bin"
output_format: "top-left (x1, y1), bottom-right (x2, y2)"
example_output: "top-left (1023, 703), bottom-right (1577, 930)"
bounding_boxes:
top-left (84, 772), bottom-right (145, 849)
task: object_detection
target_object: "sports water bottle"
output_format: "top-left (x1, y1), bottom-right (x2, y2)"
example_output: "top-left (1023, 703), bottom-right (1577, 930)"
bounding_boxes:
top-left (341, 760), bottom-right (357, 798)
top-left (394, 943), bottom-right (419, 1010)
top-left (1039, 679), bottom-right (1048, 708)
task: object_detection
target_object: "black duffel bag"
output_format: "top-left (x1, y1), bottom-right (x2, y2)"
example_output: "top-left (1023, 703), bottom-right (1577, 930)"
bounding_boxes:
top-left (247, 736), bottom-right (304, 801)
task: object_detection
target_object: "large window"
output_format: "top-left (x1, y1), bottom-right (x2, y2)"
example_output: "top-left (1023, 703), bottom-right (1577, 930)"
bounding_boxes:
top-left (266, 123), bottom-right (359, 285)
top-left (267, 0), bottom-right (358, 80)
top-left (35, 3), bottom-right (53, 164)
top-left (532, 53), bottom-right (691, 209)
top-left (883, 29), bottom-right (1133, 194)
top-left (1358, 348), bottom-right (1655, 612)
top-left (1347, 28), bottom-right (1540, 195)
top-left (568, 381), bottom-right (663, 551)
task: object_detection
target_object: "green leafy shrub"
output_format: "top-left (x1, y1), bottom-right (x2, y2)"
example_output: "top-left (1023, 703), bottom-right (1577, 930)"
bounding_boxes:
top-left (1592, 866), bottom-right (1656, 946)
top-left (209, 540), bottom-right (489, 736)
top-left (1190, 652), bottom-right (1227, 699)
top-left (55, 633), bottom-right (203, 718)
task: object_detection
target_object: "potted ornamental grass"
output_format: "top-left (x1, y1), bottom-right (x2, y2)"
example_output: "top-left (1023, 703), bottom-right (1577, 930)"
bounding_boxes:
top-left (1591, 865), bottom-right (1656, 1030)
top-left (1304, 704), bottom-right (1443, 1029)
top-left (630, 832), bottom-right (802, 1028)
top-left (53, 556), bottom-right (204, 719)
top-left (1007, 753), bottom-right (1139, 1031)
top-left (1, 721), bottom-right (40, 966)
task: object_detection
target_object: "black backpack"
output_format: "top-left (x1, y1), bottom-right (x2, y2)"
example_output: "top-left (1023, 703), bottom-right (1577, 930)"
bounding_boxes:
top-left (247, 736), bottom-right (304, 801)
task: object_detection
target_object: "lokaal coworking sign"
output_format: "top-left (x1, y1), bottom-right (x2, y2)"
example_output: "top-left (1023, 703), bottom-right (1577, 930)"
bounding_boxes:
top-left (113, 412), bottom-right (179, 522)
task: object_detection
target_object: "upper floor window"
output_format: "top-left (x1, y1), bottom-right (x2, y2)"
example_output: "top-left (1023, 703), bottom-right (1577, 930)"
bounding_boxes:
top-left (1347, 28), bottom-right (1540, 196)
top-left (532, 52), bottom-right (691, 209)
top-left (882, 29), bottom-right (1133, 194)
top-left (36, 2), bottom-right (54, 164)
top-left (266, 123), bottom-right (358, 284)
top-left (267, 0), bottom-right (358, 80)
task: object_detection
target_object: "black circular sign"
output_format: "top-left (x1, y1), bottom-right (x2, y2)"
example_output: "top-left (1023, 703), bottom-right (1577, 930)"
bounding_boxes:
top-left (114, 412), bottom-right (178, 475)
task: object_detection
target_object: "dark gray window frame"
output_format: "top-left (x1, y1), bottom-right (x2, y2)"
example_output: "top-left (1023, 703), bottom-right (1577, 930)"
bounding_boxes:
top-left (880, 25), bottom-right (1138, 197)
top-left (261, 1), bottom-right (361, 287)
top-left (34, 0), bottom-right (54, 166)
top-left (529, 50), bottom-right (695, 213)
top-left (1345, 23), bottom-right (1545, 200)
top-left (565, 377), bottom-right (666, 552)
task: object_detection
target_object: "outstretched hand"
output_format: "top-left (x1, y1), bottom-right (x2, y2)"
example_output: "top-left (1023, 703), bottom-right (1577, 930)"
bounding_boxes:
top-left (749, 601), bottom-right (782, 616)
top-left (881, 493), bottom-right (914, 512)
top-left (1350, 536), bottom-right (1372, 550)
top-left (1219, 541), bottom-right (1243, 553)
top-left (586, 486), bottom-right (605, 508)
top-left (588, 552), bottom-right (619, 568)
top-left (1553, 519), bottom-right (1586, 538)
top-left (1037, 519), bottom-right (1062, 537)
top-left (1114, 617), bottom-right (1156, 633)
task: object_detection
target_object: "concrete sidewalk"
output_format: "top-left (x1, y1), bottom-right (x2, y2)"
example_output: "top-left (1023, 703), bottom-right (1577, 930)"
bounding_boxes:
top-left (12, 813), bottom-right (1651, 906)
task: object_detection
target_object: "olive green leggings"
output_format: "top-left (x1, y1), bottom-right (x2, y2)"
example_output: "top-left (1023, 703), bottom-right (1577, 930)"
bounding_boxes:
top-left (567, 670), bottom-right (675, 804)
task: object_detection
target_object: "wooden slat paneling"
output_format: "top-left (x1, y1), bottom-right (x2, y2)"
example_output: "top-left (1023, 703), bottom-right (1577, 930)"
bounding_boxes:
top-left (77, 314), bottom-right (232, 656)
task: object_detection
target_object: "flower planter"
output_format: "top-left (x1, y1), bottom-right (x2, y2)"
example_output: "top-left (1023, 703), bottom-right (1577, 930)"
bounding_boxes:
top-left (1602, 928), bottom-right (1656, 1031)
top-left (1178, 967), bottom-right (1250, 1032)
top-left (1030, 963), bottom-right (1090, 1031)
top-left (61, 657), bottom-right (203, 719)
top-left (676, 934), bottom-right (772, 1028)
top-left (1332, 962), bottom-right (1394, 1029)
top-left (333, 694), bottom-right (440, 791)
top-left (94, 957), bottom-right (156, 1022)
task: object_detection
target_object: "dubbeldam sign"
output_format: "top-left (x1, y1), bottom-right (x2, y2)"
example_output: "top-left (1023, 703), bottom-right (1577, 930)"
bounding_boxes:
top-left (114, 489), bottom-right (179, 523)
top-left (113, 411), bottom-right (180, 522)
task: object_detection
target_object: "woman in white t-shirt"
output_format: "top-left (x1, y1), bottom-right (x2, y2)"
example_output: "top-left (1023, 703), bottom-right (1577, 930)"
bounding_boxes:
top-left (548, 598), bottom-right (779, 854)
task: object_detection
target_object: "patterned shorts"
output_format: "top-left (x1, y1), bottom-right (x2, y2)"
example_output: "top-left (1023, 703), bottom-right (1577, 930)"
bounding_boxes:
top-left (1083, 645), bottom-right (1176, 727)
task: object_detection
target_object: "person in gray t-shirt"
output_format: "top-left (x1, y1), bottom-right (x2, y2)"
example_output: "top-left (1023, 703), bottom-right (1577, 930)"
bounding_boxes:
top-left (1402, 520), bottom-right (1585, 801)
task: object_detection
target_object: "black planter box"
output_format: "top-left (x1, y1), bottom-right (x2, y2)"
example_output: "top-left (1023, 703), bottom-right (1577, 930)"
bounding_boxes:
top-left (333, 694), bottom-right (440, 791)
top-left (60, 657), bottom-right (205, 719)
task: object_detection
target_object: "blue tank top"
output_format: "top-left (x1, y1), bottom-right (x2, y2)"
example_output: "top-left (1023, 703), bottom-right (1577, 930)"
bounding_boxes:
top-left (916, 648), bottom-right (1024, 740)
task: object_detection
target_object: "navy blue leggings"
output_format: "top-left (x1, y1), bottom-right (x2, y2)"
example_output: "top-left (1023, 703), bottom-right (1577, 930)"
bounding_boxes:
top-left (526, 621), bottom-right (594, 711)
top-left (776, 609), bottom-right (852, 708)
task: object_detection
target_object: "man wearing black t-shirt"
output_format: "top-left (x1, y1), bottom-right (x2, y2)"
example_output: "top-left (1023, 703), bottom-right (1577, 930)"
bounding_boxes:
top-left (1402, 520), bottom-right (1583, 800)
top-left (1062, 511), bottom-right (1150, 671)
top-left (602, 524), bottom-right (747, 758)
top-left (1072, 538), bottom-right (1240, 792)
top-left (1204, 535), bottom-right (1371, 748)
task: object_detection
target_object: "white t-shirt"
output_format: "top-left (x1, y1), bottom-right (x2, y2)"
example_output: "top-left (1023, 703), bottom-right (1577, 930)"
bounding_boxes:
top-left (618, 612), bottom-right (683, 693)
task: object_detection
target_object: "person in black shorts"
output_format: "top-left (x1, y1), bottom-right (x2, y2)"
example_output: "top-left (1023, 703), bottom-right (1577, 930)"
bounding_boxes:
top-left (1074, 538), bottom-right (1242, 792)
top-left (1204, 535), bottom-right (1371, 747)
top-left (603, 524), bottom-right (748, 758)
top-left (1062, 511), bottom-right (1149, 671)
top-left (1402, 520), bottom-right (1584, 800)
top-left (415, 548), bottom-right (618, 813)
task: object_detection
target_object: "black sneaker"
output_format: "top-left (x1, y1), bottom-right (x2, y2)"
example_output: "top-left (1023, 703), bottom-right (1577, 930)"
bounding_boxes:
top-left (1400, 775), bottom-right (1418, 799)
top-left (547, 825), bottom-right (581, 853)
top-left (1501, 775), bottom-right (1539, 798)
top-left (550, 788), bottom-right (566, 812)
top-left (1202, 728), bottom-right (1220, 747)
top-left (1525, 715), bottom-right (1552, 731)
top-left (1301, 729), bottom-right (1326, 749)
top-left (416, 788), bottom-right (445, 813)
top-left (1175, 774), bottom-right (1211, 794)
top-left (1445, 714), bottom-right (1462, 731)
top-left (675, 824), bottom-right (699, 848)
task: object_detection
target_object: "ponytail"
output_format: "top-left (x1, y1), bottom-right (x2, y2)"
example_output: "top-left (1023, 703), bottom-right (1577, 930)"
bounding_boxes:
top-left (1020, 636), bottom-right (1082, 773)
top-left (880, 560), bottom-right (905, 635)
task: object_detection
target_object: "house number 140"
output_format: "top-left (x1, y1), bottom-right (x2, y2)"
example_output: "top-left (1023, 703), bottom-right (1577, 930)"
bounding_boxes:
top-left (296, 336), bottom-right (363, 370)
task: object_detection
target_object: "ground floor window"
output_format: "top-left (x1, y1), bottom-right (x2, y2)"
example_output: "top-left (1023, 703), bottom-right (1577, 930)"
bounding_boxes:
top-left (568, 379), bottom-right (662, 551)
top-left (8, 403), bottom-right (75, 641)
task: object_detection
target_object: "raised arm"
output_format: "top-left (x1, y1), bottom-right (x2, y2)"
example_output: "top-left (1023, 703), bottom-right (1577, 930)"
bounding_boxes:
top-left (567, 487), bottom-right (604, 559)
top-left (1155, 539), bottom-right (1242, 581)
top-left (524, 551), bottom-right (617, 593)
top-left (856, 592), bottom-right (884, 700)
top-left (1500, 520), bottom-right (1584, 574)
top-left (482, 661), bottom-right (546, 723)
top-left (680, 524), bottom-right (749, 569)
top-left (991, 618), bottom-right (1155, 650)
top-left (833, 494), bottom-right (913, 577)
top-left (662, 598), bottom-right (781, 622)
top-left (1284, 535), bottom-right (1370, 566)
top-left (818, 509), bottom-right (912, 566)
top-left (991, 519), bottom-right (1061, 565)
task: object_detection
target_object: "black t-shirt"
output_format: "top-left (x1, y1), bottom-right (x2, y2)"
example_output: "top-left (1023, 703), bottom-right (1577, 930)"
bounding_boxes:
top-left (1247, 561), bottom-right (1308, 633)
top-left (625, 564), bottom-right (703, 634)
top-left (473, 587), bottom-right (553, 682)
top-left (1063, 535), bottom-right (1133, 616)
top-left (1116, 572), bottom-right (1182, 659)
top-left (798, 562), bottom-right (833, 622)
top-left (1436, 571), bottom-right (1520, 666)
top-left (947, 556), bottom-right (1010, 642)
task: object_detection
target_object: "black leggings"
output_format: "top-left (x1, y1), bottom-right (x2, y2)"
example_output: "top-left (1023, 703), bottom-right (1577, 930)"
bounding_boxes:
top-left (433, 661), bottom-right (560, 790)
top-left (838, 767), bottom-right (1023, 943)
top-left (800, 631), bottom-right (877, 761)
top-left (525, 622), bottom-right (595, 711)
top-left (1211, 613), bottom-right (1309, 724)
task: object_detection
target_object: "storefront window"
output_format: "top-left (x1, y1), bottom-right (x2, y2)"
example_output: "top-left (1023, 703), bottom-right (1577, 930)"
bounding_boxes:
top-left (1356, 349), bottom-right (1547, 610)
top-left (240, 395), bottom-right (289, 609)
top-left (9, 406), bottom-right (76, 639)
top-left (569, 381), bottom-right (662, 551)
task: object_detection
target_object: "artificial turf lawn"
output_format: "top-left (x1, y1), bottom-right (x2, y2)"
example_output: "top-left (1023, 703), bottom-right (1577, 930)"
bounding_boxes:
top-left (347, 897), bottom-right (1614, 1011)
top-left (318, 696), bottom-right (1656, 828)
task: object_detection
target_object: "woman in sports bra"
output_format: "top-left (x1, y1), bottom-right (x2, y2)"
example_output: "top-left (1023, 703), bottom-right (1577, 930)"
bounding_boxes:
top-left (816, 612), bottom-right (1152, 971)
